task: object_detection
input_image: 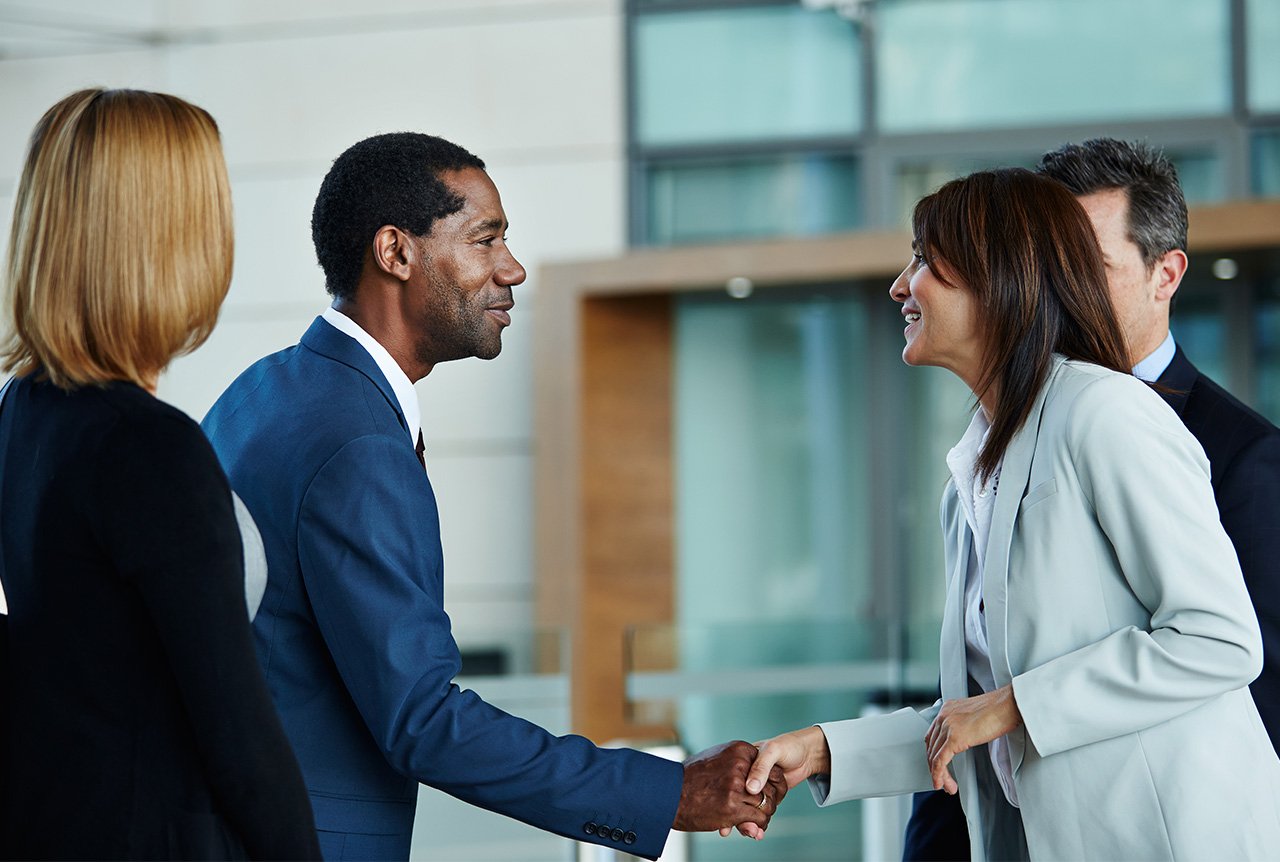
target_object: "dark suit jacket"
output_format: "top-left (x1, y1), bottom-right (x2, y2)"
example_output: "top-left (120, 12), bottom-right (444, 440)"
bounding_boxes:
top-left (902, 346), bottom-right (1280, 861)
top-left (1157, 346), bottom-right (1280, 747)
top-left (201, 318), bottom-right (683, 862)
top-left (0, 376), bottom-right (318, 861)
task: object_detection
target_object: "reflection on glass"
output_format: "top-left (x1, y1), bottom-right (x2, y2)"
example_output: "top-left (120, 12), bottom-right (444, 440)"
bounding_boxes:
top-left (634, 5), bottom-right (861, 146)
top-left (1253, 131), bottom-right (1280, 197)
top-left (646, 153), bottom-right (859, 244)
top-left (877, 0), bottom-right (1230, 132)
top-left (1248, 0), bottom-right (1280, 112)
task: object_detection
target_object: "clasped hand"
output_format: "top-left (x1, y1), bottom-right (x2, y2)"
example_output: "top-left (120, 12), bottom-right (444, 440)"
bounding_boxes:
top-left (674, 741), bottom-right (790, 840)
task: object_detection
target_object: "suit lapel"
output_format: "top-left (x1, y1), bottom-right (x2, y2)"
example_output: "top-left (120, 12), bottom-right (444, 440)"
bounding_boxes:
top-left (1156, 346), bottom-right (1197, 417)
top-left (300, 316), bottom-right (410, 435)
top-left (979, 356), bottom-right (1067, 773)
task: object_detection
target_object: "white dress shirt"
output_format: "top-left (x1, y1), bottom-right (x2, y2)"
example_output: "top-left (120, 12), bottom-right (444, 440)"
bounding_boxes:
top-left (321, 307), bottom-right (421, 446)
top-left (946, 409), bottom-right (1019, 807)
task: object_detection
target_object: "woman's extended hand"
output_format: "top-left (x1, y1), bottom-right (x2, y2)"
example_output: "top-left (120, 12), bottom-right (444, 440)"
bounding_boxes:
top-left (715, 727), bottom-right (831, 838)
top-left (925, 684), bottom-right (1022, 794)
top-left (745, 726), bottom-right (831, 793)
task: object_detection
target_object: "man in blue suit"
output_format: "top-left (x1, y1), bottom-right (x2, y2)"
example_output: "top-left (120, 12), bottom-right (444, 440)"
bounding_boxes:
top-left (203, 133), bottom-right (786, 861)
top-left (901, 137), bottom-right (1280, 861)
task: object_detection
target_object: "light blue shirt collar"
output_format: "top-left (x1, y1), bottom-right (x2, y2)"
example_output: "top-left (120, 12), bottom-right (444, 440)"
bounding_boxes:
top-left (1132, 331), bottom-right (1176, 383)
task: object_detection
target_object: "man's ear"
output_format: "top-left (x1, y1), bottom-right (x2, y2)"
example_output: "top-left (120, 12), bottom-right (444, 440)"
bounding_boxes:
top-left (371, 225), bottom-right (414, 282)
top-left (1154, 248), bottom-right (1188, 303)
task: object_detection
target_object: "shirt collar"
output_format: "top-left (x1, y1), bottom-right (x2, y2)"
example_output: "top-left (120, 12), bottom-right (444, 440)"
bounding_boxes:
top-left (946, 408), bottom-right (993, 495)
top-left (1132, 331), bottom-right (1176, 383)
top-left (321, 307), bottom-right (421, 444)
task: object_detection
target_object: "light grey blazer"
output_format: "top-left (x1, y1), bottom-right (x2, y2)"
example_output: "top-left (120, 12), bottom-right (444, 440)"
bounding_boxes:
top-left (812, 357), bottom-right (1280, 860)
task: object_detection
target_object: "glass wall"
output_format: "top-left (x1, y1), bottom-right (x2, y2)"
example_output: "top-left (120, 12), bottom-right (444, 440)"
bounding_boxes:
top-left (876, 0), bottom-right (1228, 132)
top-left (1247, 0), bottom-right (1280, 113)
top-left (629, 0), bottom-right (1280, 243)
top-left (667, 283), bottom-right (971, 860)
top-left (634, 4), bottom-right (861, 146)
top-left (647, 152), bottom-right (860, 243)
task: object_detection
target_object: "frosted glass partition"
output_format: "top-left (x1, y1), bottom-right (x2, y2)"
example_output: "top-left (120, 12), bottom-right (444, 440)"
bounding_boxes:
top-left (668, 284), bottom-right (973, 858)
top-left (1248, 0), bottom-right (1280, 112)
top-left (877, 0), bottom-right (1230, 132)
top-left (634, 5), bottom-right (861, 146)
top-left (647, 153), bottom-right (859, 244)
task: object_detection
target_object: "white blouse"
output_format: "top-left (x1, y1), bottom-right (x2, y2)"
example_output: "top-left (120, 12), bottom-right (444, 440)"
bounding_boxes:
top-left (946, 409), bottom-right (1018, 807)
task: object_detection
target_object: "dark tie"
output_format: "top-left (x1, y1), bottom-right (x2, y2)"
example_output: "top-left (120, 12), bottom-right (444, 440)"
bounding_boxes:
top-left (415, 431), bottom-right (426, 469)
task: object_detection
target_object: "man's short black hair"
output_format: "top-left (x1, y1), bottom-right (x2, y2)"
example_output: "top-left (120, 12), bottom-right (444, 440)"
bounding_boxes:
top-left (1037, 137), bottom-right (1187, 269)
top-left (311, 132), bottom-right (486, 299)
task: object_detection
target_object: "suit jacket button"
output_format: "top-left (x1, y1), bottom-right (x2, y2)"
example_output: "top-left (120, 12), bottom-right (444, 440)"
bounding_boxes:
top-left (584, 822), bottom-right (598, 836)
top-left (624, 831), bottom-right (637, 845)
top-left (610, 828), bottom-right (625, 842)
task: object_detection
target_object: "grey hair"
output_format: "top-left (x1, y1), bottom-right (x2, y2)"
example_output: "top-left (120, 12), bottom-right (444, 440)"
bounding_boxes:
top-left (1037, 137), bottom-right (1187, 269)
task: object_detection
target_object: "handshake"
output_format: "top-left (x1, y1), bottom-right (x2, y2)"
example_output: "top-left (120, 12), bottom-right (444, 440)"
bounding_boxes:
top-left (670, 738), bottom-right (796, 841)
top-left (673, 728), bottom-right (834, 840)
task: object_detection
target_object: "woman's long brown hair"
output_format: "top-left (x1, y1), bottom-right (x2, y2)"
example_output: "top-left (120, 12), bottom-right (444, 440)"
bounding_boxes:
top-left (912, 168), bottom-right (1130, 482)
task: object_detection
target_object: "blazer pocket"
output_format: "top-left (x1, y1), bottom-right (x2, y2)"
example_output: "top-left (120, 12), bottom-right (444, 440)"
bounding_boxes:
top-left (1019, 478), bottom-right (1058, 514)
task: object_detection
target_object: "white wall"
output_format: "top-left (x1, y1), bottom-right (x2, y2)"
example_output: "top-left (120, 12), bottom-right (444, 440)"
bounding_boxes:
top-left (1, 2), bottom-right (627, 857)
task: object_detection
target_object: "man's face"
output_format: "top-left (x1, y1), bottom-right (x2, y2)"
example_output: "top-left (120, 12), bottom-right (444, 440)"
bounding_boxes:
top-left (1076, 187), bottom-right (1170, 367)
top-left (407, 167), bottom-right (525, 367)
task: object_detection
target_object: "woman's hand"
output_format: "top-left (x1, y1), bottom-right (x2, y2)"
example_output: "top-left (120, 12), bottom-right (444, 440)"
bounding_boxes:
top-left (746, 726), bottom-right (832, 794)
top-left (714, 727), bottom-right (831, 838)
top-left (925, 684), bottom-right (1022, 794)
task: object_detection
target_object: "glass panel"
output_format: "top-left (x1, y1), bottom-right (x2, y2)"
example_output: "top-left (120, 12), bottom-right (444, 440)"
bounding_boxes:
top-left (1253, 130), bottom-right (1280, 197)
top-left (669, 286), bottom-right (972, 858)
top-left (634, 5), bottom-right (861, 146)
top-left (674, 289), bottom-right (873, 861)
top-left (646, 153), bottom-right (859, 244)
top-left (1248, 0), bottom-right (1280, 113)
top-left (1170, 267), bottom-right (1229, 387)
top-left (1168, 150), bottom-right (1226, 204)
top-left (1256, 266), bottom-right (1280, 423)
top-left (877, 0), bottom-right (1230, 132)
top-left (892, 153), bottom-right (1040, 228)
top-left (889, 149), bottom-right (1223, 228)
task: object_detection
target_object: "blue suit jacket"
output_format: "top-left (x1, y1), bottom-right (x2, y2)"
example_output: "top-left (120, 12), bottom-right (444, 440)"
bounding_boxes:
top-left (901, 346), bottom-right (1280, 861)
top-left (202, 318), bottom-right (682, 861)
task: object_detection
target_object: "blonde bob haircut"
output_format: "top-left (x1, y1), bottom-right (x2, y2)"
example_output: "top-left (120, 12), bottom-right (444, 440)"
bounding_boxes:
top-left (2, 88), bottom-right (233, 390)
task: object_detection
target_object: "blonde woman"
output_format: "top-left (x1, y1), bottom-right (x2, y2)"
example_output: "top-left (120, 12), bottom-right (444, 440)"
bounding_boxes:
top-left (0, 89), bottom-right (319, 860)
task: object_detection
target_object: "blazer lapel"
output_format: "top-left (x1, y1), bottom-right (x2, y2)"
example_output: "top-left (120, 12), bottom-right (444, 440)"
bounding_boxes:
top-left (979, 355), bottom-right (1067, 773)
top-left (1156, 346), bottom-right (1196, 417)
top-left (299, 316), bottom-right (410, 435)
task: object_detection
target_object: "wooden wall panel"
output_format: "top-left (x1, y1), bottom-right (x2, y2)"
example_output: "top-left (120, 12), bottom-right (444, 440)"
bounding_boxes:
top-left (573, 295), bottom-right (675, 743)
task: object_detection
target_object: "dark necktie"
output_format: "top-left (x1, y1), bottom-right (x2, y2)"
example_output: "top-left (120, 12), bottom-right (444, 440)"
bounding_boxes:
top-left (415, 430), bottom-right (426, 469)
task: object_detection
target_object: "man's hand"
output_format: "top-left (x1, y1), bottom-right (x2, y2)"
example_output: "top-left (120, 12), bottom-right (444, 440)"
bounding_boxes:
top-left (925, 684), bottom-right (1022, 794)
top-left (673, 740), bottom-right (789, 840)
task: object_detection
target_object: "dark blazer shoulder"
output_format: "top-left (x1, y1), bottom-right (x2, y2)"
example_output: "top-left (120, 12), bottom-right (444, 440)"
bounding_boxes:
top-left (1159, 347), bottom-right (1280, 469)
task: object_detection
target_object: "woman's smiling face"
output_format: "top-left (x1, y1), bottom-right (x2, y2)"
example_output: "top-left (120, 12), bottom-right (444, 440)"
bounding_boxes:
top-left (889, 245), bottom-right (986, 392)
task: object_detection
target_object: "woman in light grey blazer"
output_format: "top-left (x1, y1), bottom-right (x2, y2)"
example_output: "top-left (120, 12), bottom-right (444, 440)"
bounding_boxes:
top-left (743, 168), bottom-right (1280, 860)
